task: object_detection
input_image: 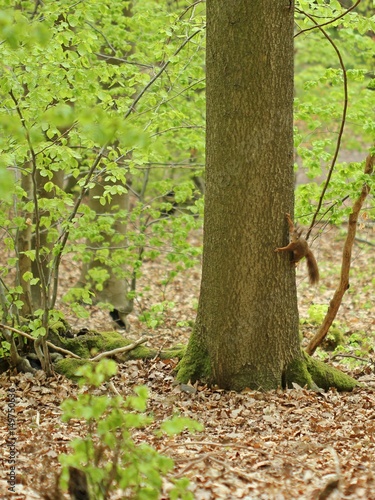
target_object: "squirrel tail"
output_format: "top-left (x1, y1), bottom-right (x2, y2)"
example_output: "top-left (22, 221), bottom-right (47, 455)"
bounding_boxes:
top-left (305, 249), bottom-right (319, 285)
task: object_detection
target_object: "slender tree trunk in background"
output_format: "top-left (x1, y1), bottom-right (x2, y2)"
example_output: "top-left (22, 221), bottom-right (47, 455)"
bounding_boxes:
top-left (78, 2), bottom-right (135, 330)
top-left (17, 167), bottom-right (64, 315)
top-left (30, 170), bottom-right (64, 309)
top-left (178, 0), bottom-right (299, 391)
top-left (18, 168), bottom-right (33, 317)
top-left (79, 181), bottom-right (133, 329)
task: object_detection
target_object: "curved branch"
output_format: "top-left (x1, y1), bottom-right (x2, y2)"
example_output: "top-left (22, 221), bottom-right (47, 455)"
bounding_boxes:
top-left (298, 13), bottom-right (349, 241)
top-left (124, 26), bottom-right (205, 120)
top-left (49, 146), bottom-right (107, 309)
top-left (306, 153), bottom-right (374, 355)
top-left (294, 0), bottom-right (362, 38)
top-left (90, 336), bottom-right (150, 362)
top-left (0, 323), bottom-right (81, 359)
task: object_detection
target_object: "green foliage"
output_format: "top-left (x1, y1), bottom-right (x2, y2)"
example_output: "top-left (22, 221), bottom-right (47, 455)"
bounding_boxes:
top-left (0, 0), bottom-right (373, 368)
top-left (331, 329), bottom-right (374, 367)
top-left (0, 0), bottom-right (205, 359)
top-left (59, 359), bottom-right (202, 499)
top-left (294, 0), bottom-right (375, 224)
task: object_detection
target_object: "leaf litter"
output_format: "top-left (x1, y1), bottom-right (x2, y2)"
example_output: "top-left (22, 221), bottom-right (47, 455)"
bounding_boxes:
top-left (1, 227), bottom-right (375, 499)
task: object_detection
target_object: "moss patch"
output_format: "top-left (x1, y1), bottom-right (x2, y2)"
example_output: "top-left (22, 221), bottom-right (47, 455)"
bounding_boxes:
top-left (54, 358), bottom-right (94, 380)
top-left (285, 350), bottom-right (359, 392)
top-left (50, 328), bottom-right (187, 379)
top-left (304, 352), bottom-right (359, 391)
top-left (176, 329), bottom-right (211, 384)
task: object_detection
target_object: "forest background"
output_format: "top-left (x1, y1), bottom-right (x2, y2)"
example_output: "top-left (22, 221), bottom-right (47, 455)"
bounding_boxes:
top-left (0, 0), bottom-right (375, 499)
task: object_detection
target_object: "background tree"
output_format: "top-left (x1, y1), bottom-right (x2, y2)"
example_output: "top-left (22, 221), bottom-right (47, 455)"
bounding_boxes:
top-left (0, 0), bottom-right (205, 373)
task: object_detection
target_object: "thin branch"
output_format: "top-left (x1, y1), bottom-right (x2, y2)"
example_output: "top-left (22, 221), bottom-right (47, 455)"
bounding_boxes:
top-left (355, 237), bottom-right (375, 247)
top-left (0, 323), bottom-right (80, 359)
top-left (150, 125), bottom-right (205, 139)
top-left (85, 21), bottom-right (116, 54)
top-left (133, 77), bottom-right (206, 120)
top-left (294, 0), bottom-right (362, 38)
top-left (309, 195), bottom-right (349, 245)
top-left (331, 353), bottom-right (375, 365)
top-left (35, 122), bottom-right (78, 156)
top-left (124, 26), bottom-right (205, 119)
top-left (306, 153), bottom-right (374, 355)
top-left (177, 0), bottom-right (206, 22)
top-left (209, 456), bottom-right (258, 483)
top-left (94, 53), bottom-right (153, 69)
top-left (299, 13), bottom-right (349, 241)
top-left (10, 90), bottom-right (51, 372)
top-left (90, 336), bottom-right (150, 362)
top-left (49, 146), bottom-right (107, 309)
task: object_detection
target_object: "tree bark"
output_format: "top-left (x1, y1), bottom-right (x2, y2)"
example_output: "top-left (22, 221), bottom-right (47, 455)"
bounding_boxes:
top-left (178, 0), bottom-right (300, 391)
top-left (78, 181), bottom-right (133, 329)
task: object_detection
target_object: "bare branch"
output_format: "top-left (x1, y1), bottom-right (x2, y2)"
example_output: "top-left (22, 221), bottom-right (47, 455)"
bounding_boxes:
top-left (0, 323), bottom-right (81, 359)
top-left (90, 336), bottom-right (150, 362)
top-left (124, 26), bottom-right (205, 119)
top-left (306, 153), bottom-right (374, 355)
top-left (296, 12), bottom-right (349, 241)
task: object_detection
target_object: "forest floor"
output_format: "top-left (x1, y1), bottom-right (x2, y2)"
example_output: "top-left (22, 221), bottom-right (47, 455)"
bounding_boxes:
top-left (1, 224), bottom-right (375, 500)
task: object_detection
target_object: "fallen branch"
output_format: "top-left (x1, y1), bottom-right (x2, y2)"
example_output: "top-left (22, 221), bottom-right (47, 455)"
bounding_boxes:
top-left (355, 237), bottom-right (375, 247)
top-left (331, 353), bottom-right (375, 366)
top-left (174, 453), bottom-right (216, 479)
top-left (89, 336), bottom-right (150, 362)
top-left (209, 456), bottom-right (257, 482)
top-left (0, 323), bottom-right (81, 359)
top-left (306, 153), bottom-right (374, 355)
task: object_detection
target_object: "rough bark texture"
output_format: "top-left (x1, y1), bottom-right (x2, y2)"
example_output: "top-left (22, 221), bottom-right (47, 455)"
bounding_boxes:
top-left (178, 0), bottom-right (300, 391)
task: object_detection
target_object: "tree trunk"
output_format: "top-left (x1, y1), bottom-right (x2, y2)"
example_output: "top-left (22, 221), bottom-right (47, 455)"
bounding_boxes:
top-left (178, 0), bottom-right (298, 391)
top-left (78, 181), bottom-right (133, 329)
top-left (177, 0), bottom-right (358, 392)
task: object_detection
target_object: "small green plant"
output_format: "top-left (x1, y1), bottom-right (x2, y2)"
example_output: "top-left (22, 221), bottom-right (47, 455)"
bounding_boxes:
top-left (59, 359), bottom-right (202, 499)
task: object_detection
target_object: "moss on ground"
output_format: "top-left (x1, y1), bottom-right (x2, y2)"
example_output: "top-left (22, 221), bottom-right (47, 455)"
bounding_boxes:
top-left (52, 330), bottom-right (186, 379)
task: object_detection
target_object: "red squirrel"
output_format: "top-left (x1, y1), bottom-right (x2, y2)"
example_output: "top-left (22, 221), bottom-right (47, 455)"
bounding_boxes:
top-left (275, 213), bottom-right (319, 285)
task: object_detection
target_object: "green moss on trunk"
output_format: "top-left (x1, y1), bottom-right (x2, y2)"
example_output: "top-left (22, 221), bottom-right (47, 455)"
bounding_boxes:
top-left (284, 351), bottom-right (359, 392)
top-left (176, 329), bottom-right (211, 384)
top-left (178, 338), bottom-right (358, 392)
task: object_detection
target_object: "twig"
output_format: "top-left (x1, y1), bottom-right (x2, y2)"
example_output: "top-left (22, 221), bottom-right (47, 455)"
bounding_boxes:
top-left (107, 381), bottom-right (121, 396)
top-left (94, 53), bottom-right (153, 69)
top-left (124, 26), bottom-right (205, 119)
top-left (294, 1), bottom-right (362, 38)
top-left (49, 145), bottom-right (107, 309)
top-left (331, 353), bottom-right (374, 365)
top-left (90, 336), bottom-right (150, 362)
top-left (355, 237), bottom-right (375, 247)
top-left (0, 323), bottom-right (80, 359)
top-left (296, 12), bottom-right (349, 241)
top-left (209, 456), bottom-right (257, 482)
top-left (161, 440), bottom-right (267, 453)
top-left (173, 453), bottom-right (215, 478)
top-left (306, 153), bottom-right (374, 355)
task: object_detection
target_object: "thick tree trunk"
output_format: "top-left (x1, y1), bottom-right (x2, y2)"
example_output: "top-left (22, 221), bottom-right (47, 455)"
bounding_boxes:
top-left (178, 0), bottom-right (299, 390)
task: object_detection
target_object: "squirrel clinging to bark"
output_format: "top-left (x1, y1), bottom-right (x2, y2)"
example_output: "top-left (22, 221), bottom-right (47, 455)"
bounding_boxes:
top-left (275, 213), bottom-right (319, 285)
